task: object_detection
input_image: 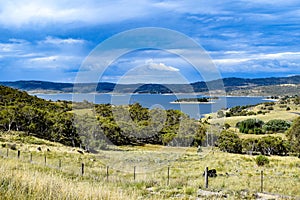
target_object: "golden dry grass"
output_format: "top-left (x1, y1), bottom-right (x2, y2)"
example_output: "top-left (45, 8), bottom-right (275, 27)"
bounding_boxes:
top-left (0, 134), bottom-right (299, 200)
top-left (208, 99), bottom-right (300, 128)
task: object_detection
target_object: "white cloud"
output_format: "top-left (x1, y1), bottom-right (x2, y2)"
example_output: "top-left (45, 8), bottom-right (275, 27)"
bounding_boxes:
top-left (0, 0), bottom-right (156, 27)
top-left (95, 60), bottom-right (184, 84)
top-left (116, 64), bottom-right (186, 84)
top-left (211, 50), bottom-right (300, 74)
top-left (0, 39), bottom-right (29, 53)
top-left (214, 51), bottom-right (300, 65)
top-left (29, 55), bottom-right (60, 63)
top-left (258, 52), bottom-right (300, 59)
top-left (146, 60), bottom-right (179, 72)
top-left (42, 36), bottom-right (85, 45)
top-left (0, 36), bottom-right (87, 72)
top-left (213, 58), bottom-right (251, 65)
top-left (153, 1), bottom-right (227, 15)
top-left (27, 55), bottom-right (81, 69)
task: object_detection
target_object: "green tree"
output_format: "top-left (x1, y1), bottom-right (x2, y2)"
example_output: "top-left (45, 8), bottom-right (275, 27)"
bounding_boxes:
top-left (263, 119), bottom-right (291, 133)
top-left (217, 130), bottom-right (242, 153)
top-left (0, 106), bottom-right (17, 131)
top-left (217, 110), bottom-right (225, 118)
top-left (257, 136), bottom-right (290, 156)
top-left (286, 117), bottom-right (300, 155)
top-left (237, 118), bottom-right (264, 134)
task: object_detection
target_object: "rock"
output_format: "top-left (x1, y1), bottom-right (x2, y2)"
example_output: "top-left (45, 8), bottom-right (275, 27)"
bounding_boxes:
top-left (254, 192), bottom-right (294, 200)
top-left (197, 189), bottom-right (227, 198)
top-left (77, 150), bottom-right (84, 154)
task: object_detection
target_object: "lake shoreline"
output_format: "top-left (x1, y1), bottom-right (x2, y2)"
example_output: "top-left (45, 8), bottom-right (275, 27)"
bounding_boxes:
top-left (170, 101), bottom-right (216, 104)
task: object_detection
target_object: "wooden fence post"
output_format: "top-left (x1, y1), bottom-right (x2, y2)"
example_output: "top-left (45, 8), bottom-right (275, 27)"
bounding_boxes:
top-left (30, 153), bottom-right (32, 163)
top-left (17, 150), bottom-right (20, 159)
top-left (59, 159), bottom-right (62, 169)
top-left (81, 163), bottom-right (85, 176)
top-left (204, 167), bottom-right (208, 188)
top-left (6, 149), bottom-right (8, 157)
top-left (167, 166), bottom-right (170, 185)
top-left (106, 166), bottom-right (109, 181)
top-left (44, 155), bottom-right (47, 165)
top-left (134, 166), bottom-right (136, 180)
top-left (261, 170), bottom-right (264, 192)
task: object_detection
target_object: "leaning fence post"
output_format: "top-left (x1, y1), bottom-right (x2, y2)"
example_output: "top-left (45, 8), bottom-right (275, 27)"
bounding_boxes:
top-left (204, 167), bottom-right (209, 188)
top-left (260, 170), bottom-right (264, 192)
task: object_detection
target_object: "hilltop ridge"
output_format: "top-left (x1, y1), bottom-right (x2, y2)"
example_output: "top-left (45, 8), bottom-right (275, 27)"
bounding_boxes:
top-left (0, 75), bottom-right (299, 95)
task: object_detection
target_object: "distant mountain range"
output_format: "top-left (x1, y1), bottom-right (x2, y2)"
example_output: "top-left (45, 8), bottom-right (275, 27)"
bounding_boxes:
top-left (0, 75), bottom-right (300, 95)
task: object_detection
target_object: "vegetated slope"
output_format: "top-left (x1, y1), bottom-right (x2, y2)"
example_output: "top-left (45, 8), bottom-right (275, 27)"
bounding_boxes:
top-left (0, 80), bottom-right (74, 92)
top-left (0, 85), bottom-right (80, 146)
top-left (0, 86), bottom-right (207, 149)
top-left (1, 75), bottom-right (300, 94)
top-left (228, 84), bottom-right (300, 96)
top-left (208, 96), bottom-right (300, 156)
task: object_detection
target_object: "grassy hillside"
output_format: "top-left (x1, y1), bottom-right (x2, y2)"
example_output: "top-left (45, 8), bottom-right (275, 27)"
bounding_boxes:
top-left (0, 132), bottom-right (299, 199)
top-left (208, 97), bottom-right (299, 128)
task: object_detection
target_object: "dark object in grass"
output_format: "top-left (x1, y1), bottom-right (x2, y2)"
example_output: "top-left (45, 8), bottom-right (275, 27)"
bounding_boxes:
top-left (202, 169), bottom-right (217, 177)
top-left (77, 150), bottom-right (84, 154)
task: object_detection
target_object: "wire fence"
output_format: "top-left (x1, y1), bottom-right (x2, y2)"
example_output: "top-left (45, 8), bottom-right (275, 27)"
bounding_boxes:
top-left (0, 147), bottom-right (299, 199)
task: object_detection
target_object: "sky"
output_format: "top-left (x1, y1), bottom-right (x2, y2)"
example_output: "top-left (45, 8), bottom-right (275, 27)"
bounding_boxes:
top-left (0, 0), bottom-right (300, 83)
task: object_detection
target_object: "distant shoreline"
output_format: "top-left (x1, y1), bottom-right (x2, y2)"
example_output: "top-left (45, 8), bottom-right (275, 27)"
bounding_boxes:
top-left (170, 101), bottom-right (216, 104)
top-left (262, 98), bottom-right (279, 102)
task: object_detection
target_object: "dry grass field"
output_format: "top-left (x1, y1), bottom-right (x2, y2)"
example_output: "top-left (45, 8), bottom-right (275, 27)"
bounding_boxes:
top-left (0, 132), bottom-right (299, 199)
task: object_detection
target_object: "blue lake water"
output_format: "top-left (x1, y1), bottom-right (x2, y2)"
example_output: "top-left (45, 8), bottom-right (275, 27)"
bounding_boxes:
top-left (34, 93), bottom-right (273, 119)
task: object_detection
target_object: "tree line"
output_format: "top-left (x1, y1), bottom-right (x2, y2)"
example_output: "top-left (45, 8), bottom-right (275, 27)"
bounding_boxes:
top-left (217, 117), bottom-right (300, 156)
top-left (237, 118), bottom-right (291, 134)
top-left (0, 86), bottom-right (80, 146)
top-left (0, 86), bottom-right (207, 150)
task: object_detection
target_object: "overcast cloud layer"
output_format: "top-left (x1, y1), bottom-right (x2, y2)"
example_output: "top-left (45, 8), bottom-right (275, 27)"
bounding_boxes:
top-left (0, 0), bottom-right (300, 83)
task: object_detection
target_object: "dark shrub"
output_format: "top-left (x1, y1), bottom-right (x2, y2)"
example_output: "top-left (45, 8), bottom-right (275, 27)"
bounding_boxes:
top-left (217, 131), bottom-right (242, 153)
top-left (237, 118), bottom-right (264, 134)
top-left (255, 155), bottom-right (269, 166)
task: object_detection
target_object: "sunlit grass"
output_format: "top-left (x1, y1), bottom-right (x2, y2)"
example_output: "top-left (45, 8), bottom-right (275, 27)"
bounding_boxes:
top-left (208, 100), bottom-right (299, 128)
top-left (0, 133), bottom-right (299, 199)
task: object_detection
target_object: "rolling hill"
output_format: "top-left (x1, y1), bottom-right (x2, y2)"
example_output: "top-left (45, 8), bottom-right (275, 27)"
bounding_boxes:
top-left (0, 75), bottom-right (299, 95)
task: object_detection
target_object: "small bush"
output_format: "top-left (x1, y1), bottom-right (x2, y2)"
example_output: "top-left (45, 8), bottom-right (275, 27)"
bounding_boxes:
top-left (217, 110), bottom-right (225, 118)
top-left (254, 128), bottom-right (264, 134)
top-left (268, 106), bottom-right (274, 110)
top-left (7, 143), bottom-right (17, 150)
top-left (224, 123), bottom-right (231, 129)
top-left (255, 155), bottom-right (270, 166)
